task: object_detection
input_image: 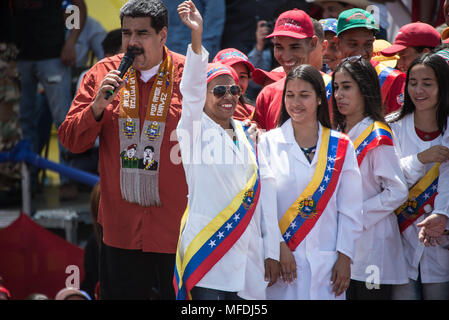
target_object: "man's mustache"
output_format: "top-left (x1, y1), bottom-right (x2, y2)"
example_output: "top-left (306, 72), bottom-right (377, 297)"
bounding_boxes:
top-left (128, 46), bottom-right (144, 55)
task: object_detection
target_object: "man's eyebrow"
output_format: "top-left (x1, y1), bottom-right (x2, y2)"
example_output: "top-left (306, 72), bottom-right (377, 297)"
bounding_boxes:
top-left (121, 28), bottom-right (150, 32)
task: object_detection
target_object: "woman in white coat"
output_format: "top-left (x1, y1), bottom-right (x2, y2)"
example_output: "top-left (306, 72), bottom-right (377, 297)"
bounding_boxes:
top-left (260, 64), bottom-right (364, 300)
top-left (174, 1), bottom-right (279, 300)
top-left (388, 53), bottom-right (449, 300)
top-left (331, 56), bottom-right (409, 300)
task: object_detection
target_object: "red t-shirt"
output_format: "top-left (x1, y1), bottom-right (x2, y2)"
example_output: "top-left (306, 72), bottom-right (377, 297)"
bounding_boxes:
top-left (233, 102), bottom-right (255, 122)
top-left (253, 77), bottom-right (286, 131)
top-left (415, 127), bottom-right (441, 141)
top-left (58, 50), bottom-right (188, 253)
top-left (253, 72), bottom-right (332, 131)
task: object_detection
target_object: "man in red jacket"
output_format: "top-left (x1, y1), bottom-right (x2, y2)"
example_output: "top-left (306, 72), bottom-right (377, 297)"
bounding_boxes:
top-left (253, 9), bottom-right (320, 131)
top-left (58, 0), bottom-right (187, 300)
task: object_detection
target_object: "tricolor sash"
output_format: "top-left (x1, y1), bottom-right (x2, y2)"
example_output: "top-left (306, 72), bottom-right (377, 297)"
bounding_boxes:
top-left (118, 46), bottom-right (174, 207)
top-left (395, 163), bottom-right (439, 233)
top-left (279, 128), bottom-right (350, 251)
top-left (373, 61), bottom-right (403, 106)
top-left (353, 121), bottom-right (393, 166)
top-left (322, 72), bottom-right (332, 101)
top-left (174, 122), bottom-right (259, 300)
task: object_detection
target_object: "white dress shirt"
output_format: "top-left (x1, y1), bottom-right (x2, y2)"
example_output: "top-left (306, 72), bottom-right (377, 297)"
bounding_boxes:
top-left (347, 117), bottom-right (409, 284)
top-left (260, 120), bottom-right (364, 300)
top-left (176, 45), bottom-right (279, 298)
top-left (390, 113), bottom-right (449, 283)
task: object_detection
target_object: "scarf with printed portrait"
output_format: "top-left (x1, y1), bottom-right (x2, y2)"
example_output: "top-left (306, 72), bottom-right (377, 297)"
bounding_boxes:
top-left (118, 47), bottom-right (174, 207)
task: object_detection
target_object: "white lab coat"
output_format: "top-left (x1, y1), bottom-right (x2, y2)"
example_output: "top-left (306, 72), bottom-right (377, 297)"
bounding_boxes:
top-left (348, 117), bottom-right (409, 285)
top-left (390, 113), bottom-right (449, 283)
top-left (433, 118), bottom-right (449, 222)
top-left (260, 120), bottom-right (364, 300)
top-left (176, 45), bottom-right (279, 298)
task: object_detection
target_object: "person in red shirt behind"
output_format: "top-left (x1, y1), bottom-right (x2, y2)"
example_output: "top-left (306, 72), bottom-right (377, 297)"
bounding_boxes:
top-left (380, 22), bottom-right (442, 73)
top-left (252, 9), bottom-right (321, 131)
top-left (212, 48), bottom-right (256, 121)
top-left (334, 8), bottom-right (406, 115)
top-left (58, 0), bottom-right (188, 300)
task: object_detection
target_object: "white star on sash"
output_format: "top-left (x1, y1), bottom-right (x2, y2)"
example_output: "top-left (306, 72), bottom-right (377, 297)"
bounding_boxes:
top-left (327, 164), bottom-right (333, 172)
top-left (225, 222), bottom-right (233, 231)
top-left (290, 221), bottom-right (297, 229)
top-left (362, 141), bottom-right (368, 147)
top-left (431, 184), bottom-right (438, 192)
top-left (284, 231), bottom-right (291, 239)
top-left (423, 193), bottom-right (430, 200)
top-left (324, 175), bottom-right (330, 183)
top-left (208, 240), bottom-right (216, 248)
top-left (319, 185), bottom-right (325, 193)
top-left (327, 156), bottom-right (335, 162)
top-left (233, 214), bottom-right (240, 222)
top-left (217, 231), bottom-right (224, 239)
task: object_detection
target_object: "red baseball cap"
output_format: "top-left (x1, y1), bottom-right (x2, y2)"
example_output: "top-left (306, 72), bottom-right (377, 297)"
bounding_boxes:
top-left (206, 62), bottom-right (239, 84)
top-left (266, 9), bottom-right (314, 40)
top-left (252, 67), bottom-right (286, 86)
top-left (213, 49), bottom-right (255, 73)
top-left (381, 22), bottom-right (441, 56)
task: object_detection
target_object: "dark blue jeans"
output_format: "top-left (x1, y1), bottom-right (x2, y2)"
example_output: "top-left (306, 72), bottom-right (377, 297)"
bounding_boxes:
top-left (18, 58), bottom-right (73, 184)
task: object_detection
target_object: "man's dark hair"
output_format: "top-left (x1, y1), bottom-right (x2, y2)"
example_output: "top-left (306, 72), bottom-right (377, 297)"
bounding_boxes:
top-left (331, 57), bottom-right (385, 131)
top-left (311, 18), bottom-right (325, 43)
top-left (102, 29), bottom-right (123, 56)
top-left (395, 52), bottom-right (449, 134)
top-left (120, 0), bottom-right (168, 33)
top-left (413, 46), bottom-right (440, 54)
top-left (278, 64), bottom-right (331, 128)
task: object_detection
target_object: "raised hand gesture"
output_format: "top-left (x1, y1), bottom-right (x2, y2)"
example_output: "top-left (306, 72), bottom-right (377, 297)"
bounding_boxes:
top-left (178, 1), bottom-right (203, 33)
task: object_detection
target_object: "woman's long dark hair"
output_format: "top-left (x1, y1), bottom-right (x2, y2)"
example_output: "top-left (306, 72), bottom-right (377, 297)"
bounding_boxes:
top-left (331, 57), bottom-right (384, 131)
top-left (395, 52), bottom-right (449, 134)
top-left (277, 64), bottom-right (331, 128)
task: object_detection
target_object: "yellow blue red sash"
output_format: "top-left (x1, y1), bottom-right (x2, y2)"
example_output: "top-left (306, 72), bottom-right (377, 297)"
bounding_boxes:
top-left (372, 60), bottom-right (404, 106)
top-left (322, 72), bottom-right (332, 101)
top-left (279, 128), bottom-right (350, 251)
top-left (395, 164), bottom-right (439, 233)
top-left (353, 121), bottom-right (393, 166)
top-left (173, 122), bottom-right (259, 300)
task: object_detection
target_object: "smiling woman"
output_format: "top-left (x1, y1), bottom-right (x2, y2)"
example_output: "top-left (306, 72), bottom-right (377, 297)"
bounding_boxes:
top-left (388, 53), bottom-right (449, 300)
top-left (174, 0), bottom-right (280, 301)
top-left (258, 64), bottom-right (364, 300)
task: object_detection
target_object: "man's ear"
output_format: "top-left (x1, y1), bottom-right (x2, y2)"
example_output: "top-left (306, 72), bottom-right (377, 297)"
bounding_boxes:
top-left (334, 35), bottom-right (340, 51)
top-left (310, 35), bottom-right (318, 51)
top-left (322, 39), bottom-right (328, 53)
top-left (159, 26), bottom-right (168, 46)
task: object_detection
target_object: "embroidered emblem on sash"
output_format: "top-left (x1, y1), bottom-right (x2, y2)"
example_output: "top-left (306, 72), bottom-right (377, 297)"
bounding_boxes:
top-left (242, 189), bottom-right (255, 211)
top-left (298, 196), bottom-right (317, 219)
top-left (397, 197), bottom-right (419, 220)
top-left (122, 119), bottom-right (137, 139)
top-left (145, 121), bottom-right (161, 141)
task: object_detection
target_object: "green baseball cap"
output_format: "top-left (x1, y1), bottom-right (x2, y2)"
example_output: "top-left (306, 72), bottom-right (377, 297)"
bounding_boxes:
top-left (336, 8), bottom-right (379, 36)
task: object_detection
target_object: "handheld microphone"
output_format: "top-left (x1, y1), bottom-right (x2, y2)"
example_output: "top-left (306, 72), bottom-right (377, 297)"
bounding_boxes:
top-left (104, 50), bottom-right (136, 100)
